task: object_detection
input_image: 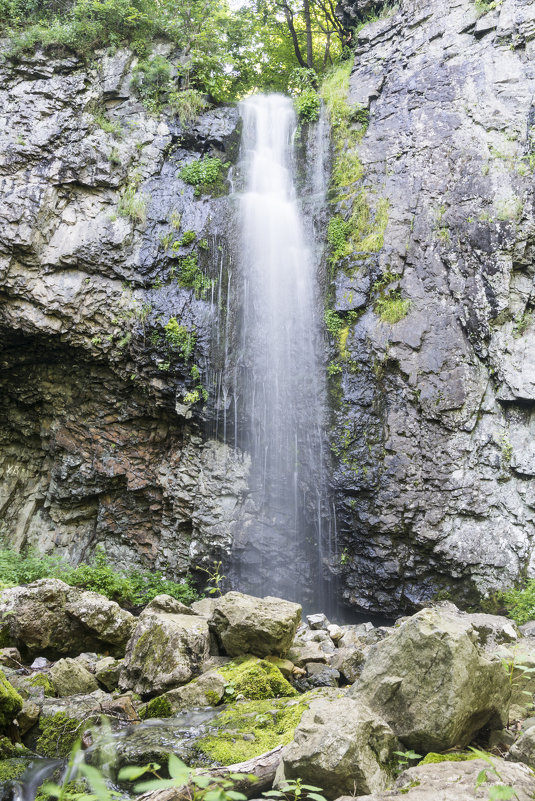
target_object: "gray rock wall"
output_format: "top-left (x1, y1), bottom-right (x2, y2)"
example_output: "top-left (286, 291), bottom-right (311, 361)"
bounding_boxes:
top-left (331, 0), bottom-right (535, 613)
top-left (0, 46), bottom-right (250, 578)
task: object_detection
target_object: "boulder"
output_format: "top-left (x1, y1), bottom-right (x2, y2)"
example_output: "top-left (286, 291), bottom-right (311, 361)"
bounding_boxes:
top-left (50, 658), bottom-right (99, 697)
top-left (17, 699), bottom-right (40, 736)
top-left (208, 592), bottom-right (301, 657)
top-left (330, 647), bottom-right (366, 683)
top-left (120, 609), bottom-right (210, 695)
top-left (349, 604), bottom-right (510, 752)
top-left (342, 757), bottom-right (535, 800)
top-left (159, 670), bottom-right (227, 713)
top-left (276, 696), bottom-right (398, 800)
top-left (306, 614), bottom-right (329, 630)
top-left (0, 670), bottom-right (23, 729)
top-left (508, 724), bottom-right (535, 767)
top-left (287, 642), bottom-right (328, 667)
top-left (304, 663), bottom-right (340, 688)
top-left (143, 595), bottom-right (196, 616)
top-left (95, 657), bottom-right (122, 691)
top-left (0, 580), bottom-right (136, 658)
top-left (0, 649), bottom-right (21, 668)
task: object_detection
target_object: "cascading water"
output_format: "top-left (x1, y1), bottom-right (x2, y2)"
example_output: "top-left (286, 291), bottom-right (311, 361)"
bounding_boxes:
top-left (228, 94), bottom-right (335, 611)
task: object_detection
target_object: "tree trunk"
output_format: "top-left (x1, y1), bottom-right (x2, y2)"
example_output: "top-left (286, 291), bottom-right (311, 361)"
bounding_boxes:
top-left (303, 0), bottom-right (314, 69)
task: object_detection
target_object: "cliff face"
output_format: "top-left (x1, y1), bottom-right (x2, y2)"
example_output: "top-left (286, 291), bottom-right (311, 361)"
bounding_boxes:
top-left (0, 46), bottom-right (250, 578)
top-left (331, 0), bottom-right (535, 612)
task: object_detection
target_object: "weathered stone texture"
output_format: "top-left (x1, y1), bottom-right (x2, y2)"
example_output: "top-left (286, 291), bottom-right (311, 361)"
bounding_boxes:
top-left (332, 0), bottom-right (535, 613)
top-left (0, 46), bottom-right (250, 579)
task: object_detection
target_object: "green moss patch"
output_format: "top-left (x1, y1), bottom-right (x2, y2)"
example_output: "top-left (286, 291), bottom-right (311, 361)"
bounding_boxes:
top-left (418, 752), bottom-right (478, 766)
top-left (0, 670), bottom-right (23, 730)
top-left (196, 696), bottom-right (307, 764)
top-left (36, 712), bottom-right (81, 757)
top-left (139, 695), bottom-right (173, 720)
top-left (219, 657), bottom-right (297, 701)
top-left (0, 758), bottom-right (28, 784)
top-left (27, 673), bottom-right (55, 697)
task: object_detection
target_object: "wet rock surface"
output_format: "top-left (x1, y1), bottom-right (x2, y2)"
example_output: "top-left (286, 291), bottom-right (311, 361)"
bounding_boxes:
top-left (332, 0), bottom-right (535, 613)
top-left (0, 46), bottom-right (250, 581)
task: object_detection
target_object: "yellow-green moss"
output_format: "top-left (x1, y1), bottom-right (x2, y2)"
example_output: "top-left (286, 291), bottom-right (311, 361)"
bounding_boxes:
top-left (418, 752), bottom-right (478, 766)
top-left (0, 670), bottom-right (23, 730)
top-left (27, 673), bottom-right (55, 697)
top-left (0, 758), bottom-right (28, 784)
top-left (139, 695), bottom-right (173, 720)
top-left (219, 658), bottom-right (297, 701)
top-left (36, 712), bottom-right (81, 757)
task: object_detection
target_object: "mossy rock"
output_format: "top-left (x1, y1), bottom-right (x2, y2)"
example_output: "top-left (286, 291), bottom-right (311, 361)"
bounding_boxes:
top-left (27, 673), bottom-right (56, 697)
top-left (0, 758), bottom-right (29, 785)
top-left (0, 737), bottom-right (32, 760)
top-left (0, 669), bottom-right (23, 730)
top-left (418, 751), bottom-right (479, 765)
top-left (36, 712), bottom-right (81, 757)
top-left (139, 695), bottom-right (173, 720)
top-left (196, 696), bottom-right (308, 764)
top-left (219, 657), bottom-right (297, 701)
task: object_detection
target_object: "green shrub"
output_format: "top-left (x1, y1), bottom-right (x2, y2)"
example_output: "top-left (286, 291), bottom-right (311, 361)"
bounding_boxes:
top-left (502, 581), bottom-right (535, 624)
top-left (324, 309), bottom-right (344, 338)
top-left (164, 317), bottom-right (196, 360)
top-left (179, 157), bottom-right (228, 196)
top-left (169, 89), bottom-right (207, 126)
top-left (118, 180), bottom-right (148, 223)
top-left (0, 548), bottom-right (198, 608)
top-left (294, 88), bottom-right (320, 122)
top-left (131, 55), bottom-right (172, 110)
top-left (375, 292), bottom-right (410, 324)
top-left (173, 253), bottom-right (212, 298)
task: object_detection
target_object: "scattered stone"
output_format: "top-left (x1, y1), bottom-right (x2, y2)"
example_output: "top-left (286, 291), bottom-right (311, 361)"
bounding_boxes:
top-left (304, 663), bottom-right (340, 688)
top-left (95, 657), bottom-right (122, 692)
top-left (208, 592), bottom-right (302, 657)
top-left (330, 647), bottom-right (366, 683)
top-left (306, 614), bottom-right (329, 630)
top-left (50, 658), bottom-right (99, 697)
top-left (17, 699), bottom-right (40, 736)
top-left (120, 609), bottom-right (210, 695)
top-left (508, 724), bottom-right (535, 768)
top-left (275, 696), bottom-right (398, 799)
top-left (349, 604), bottom-right (510, 751)
top-left (287, 642), bottom-right (328, 667)
top-left (343, 757), bottom-right (535, 800)
top-left (327, 624), bottom-right (343, 643)
top-left (30, 658), bottom-right (50, 670)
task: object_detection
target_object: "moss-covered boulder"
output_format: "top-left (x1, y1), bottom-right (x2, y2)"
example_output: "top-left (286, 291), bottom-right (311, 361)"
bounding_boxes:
top-left (120, 609), bottom-right (209, 695)
top-left (50, 658), bottom-right (99, 697)
top-left (159, 670), bottom-right (227, 713)
top-left (0, 669), bottom-right (23, 730)
top-left (275, 696), bottom-right (399, 800)
top-left (208, 592), bottom-right (302, 657)
top-left (0, 758), bottom-right (30, 787)
top-left (349, 603), bottom-right (511, 752)
top-left (0, 579), bottom-right (135, 658)
top-left (35, 711), bottom-right (82, 757)
top-left (219, 657), bottom-right (297, 700)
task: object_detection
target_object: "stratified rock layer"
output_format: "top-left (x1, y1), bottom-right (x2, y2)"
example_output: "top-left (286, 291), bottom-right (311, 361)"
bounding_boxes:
top-left (331, 0), bottom-right (535, 613)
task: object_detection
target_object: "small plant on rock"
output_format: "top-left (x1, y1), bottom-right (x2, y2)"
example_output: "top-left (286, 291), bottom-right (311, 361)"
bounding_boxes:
top-left (264, 779), bottom-right (327, 801)
top-left (197, 560), bottom-right (225, 595)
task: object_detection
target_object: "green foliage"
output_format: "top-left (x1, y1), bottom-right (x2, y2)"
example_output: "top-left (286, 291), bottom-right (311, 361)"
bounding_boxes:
top-left (470, 748), bottom-right (519, 801)
top-left (93, 112), bottom-right (122, 137)
top-left (118, 178), bottom-right (148, 224)
top-left (172, 253), bottom-right (212, 298)
top-left (219, 657), bottom-right (297, 701)
top-left (327, 215), bottom-right (351, 267)
top-left (501, 580), bottom-right (535, 624)
top-left (294, 89), bottom-right (320, 122)
top-left (324, 309), bottom-right (344, 338)
top-left (196, 560), bottom-right (225, 595)
top-left (263, 779), bottom-right (327, 801)
top-left (169, 88), bottom-right (208, 125)
top-left (131, 55), bottom-right (172, 110)
top-left (0, 547), bottom-right (198, 608)
top-left (179, 230), bottom-right (196, 247)
top-left (164, 317), bottom-right (196, 360)
top-left (179, 157), bottom-right (228, 196)
top-left (375, 291), bottom-right (410, 324)
top-left (393, 750), bottom-right (422, 775)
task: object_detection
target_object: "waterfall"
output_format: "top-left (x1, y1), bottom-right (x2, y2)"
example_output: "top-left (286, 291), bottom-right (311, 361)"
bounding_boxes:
top-left (228, 94), bottom-right (334, 611)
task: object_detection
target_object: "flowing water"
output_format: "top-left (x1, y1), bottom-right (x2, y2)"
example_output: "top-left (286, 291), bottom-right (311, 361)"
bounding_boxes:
top-left (228, 94), bottom-right (335, 611)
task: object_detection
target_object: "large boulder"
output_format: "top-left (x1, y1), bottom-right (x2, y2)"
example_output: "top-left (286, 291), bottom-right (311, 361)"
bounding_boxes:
top-left (276, 696), bottom-right (399, 800)
top-left (0, 580), bottom-right (136, 658)
top-left (208, 592), bottom-right (302, 657)
top-left (342, 757), bottom-right (535, 800)
top-left (349, 604), bottom-right (510, 752)
top-left (120, 608), bottom-right (210, 695)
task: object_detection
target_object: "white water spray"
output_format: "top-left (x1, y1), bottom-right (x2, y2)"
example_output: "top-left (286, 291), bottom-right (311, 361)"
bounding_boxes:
top-left (230, 94), bottom-right (333, 608)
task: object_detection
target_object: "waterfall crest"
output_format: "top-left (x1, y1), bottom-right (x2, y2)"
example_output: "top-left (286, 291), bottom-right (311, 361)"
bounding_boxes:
top-left (229, 94), bottom-right (333, 610)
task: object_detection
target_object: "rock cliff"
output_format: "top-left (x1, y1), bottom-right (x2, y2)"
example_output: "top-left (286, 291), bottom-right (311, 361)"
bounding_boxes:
top-left (331, 0), bottom-right (535, 612)
top-left (0, 45), bottom-right (250, 579)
